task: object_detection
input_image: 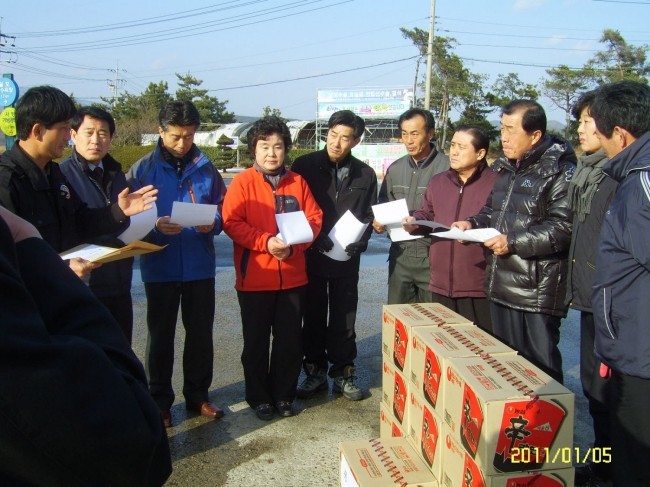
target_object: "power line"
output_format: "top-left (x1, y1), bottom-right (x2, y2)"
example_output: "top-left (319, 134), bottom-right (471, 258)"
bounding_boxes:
top-left (206, 56), bottom-right (418, 92)
top-left (8, 0), bottom-right (266, 37)
top-left (592, 0), bottom-right (650, 3)
top-left (15, 1), bottom-right (352, 53)
top-left (438, 28), bottom-right (649, 43)
top-left (436, 15), bottom-right (649, 33)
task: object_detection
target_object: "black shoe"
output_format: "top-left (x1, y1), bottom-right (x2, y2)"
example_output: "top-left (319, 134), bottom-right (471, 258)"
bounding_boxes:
top-left (275, 401), bottom-right (294, 417)
top-left (254, 403), bottom-right (273, 421)
top-left (575, 463), bottom-right (613, 487)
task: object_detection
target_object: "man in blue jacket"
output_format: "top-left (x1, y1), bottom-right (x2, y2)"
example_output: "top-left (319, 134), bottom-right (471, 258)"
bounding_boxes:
top-left (60, 107), bottom-right (135, 343)
top-left (590, 80), bottom-right (650, 487)
top-left (127, 100), bottom-right (227, 427)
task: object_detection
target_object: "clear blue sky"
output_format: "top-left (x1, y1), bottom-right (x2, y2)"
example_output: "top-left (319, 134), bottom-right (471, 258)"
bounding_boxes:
top-left (1, 0), bottom-right (648, 122)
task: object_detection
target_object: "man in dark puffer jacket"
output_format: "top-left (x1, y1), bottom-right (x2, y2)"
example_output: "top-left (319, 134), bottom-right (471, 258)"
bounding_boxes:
top-left (453, 100), bottom-right (576, 383)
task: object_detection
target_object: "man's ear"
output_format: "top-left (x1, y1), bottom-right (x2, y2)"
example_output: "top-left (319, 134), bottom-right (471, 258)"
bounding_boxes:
top-left (30, 123), bottom-right (46, 142)
top-left (616, 126), bottom-right (638, 151)
top-left (476, 148), bottom-right (487, 161)
top-left (158, 126), bottom-right (165, 137)
top-left (530, 130), bottom-right (543, 146)
top-left (351, 137), bottom-right (361, 149)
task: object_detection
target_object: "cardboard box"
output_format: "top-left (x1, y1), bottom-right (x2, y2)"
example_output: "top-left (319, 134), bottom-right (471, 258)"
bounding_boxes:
top-left (340, 438), bottom-right (438, 487)
top-left (443, 355), bottom-right (574, 475)
top-left (382, 358), bottom-right (409, 426)
top-left (380, 402), bottom-right (406, 438)
top-left (406, 388), bottom-right (443, 481)
top-left (382, 303), bottom-right (473, 380)
top-left (440, 425), bottom-right (574, 487)
top-left (410, 324), bottom-right (516, 413)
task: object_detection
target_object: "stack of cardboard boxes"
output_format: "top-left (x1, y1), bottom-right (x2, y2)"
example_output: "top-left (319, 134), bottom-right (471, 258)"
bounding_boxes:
top-left (340, 303), bottom-right (576, 487)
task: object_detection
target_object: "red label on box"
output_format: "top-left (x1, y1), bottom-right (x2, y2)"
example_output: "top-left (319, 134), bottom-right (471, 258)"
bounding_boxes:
top-left (393, 319), bottom-right (407, 370)
top-left (423, 346), bottom-right (442, 408)
top-left (493, 399), bottom-right (567, 473)
top-left (393, 370), bottom-right (407, 424)
top-left (462, 452), bottom-right (485, 487)
top-left (420, 405), bottom-right (439, 467)
top-left (391, 422), bottom-right (402, 437)
top-left (460, 383), bottom-right (483, 458)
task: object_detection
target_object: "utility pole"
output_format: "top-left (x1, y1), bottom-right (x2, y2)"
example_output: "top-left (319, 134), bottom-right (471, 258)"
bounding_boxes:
top-left (423, 0), bottom-right (436, 111)
top-left (107, 61), bottom-right (126, 107)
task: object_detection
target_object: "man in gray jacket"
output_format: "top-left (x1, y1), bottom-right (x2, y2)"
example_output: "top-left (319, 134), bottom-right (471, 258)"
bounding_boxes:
top-left (373, 108), bottom-right (449, 304)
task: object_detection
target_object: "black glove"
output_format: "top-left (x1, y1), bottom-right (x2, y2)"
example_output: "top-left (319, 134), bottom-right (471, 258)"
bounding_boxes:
top-left (345, 241), bottom-right (368, 257)
top-left (314, 233), bottom-right (334, 253)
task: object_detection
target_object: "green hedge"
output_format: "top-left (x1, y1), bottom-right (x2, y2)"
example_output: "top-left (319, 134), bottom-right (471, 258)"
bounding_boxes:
top-left (56, 145), bottom-right (316, 172)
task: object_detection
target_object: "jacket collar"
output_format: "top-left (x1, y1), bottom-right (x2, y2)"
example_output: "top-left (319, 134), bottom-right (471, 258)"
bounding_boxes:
top-left (603, 130), bottom-right (650, 182)
top-left (493, 134), bottom-right (575, 177)
top-left (70, 147), bottom-right (122, 176)
top-left (153, 140), bottom-right (207, 175)
top-left (409, 143), bottom-right (439, 169)
top-left (7, 143), bottom-right (51, 191)
top-left (445, 160), bottom-right (489, 187)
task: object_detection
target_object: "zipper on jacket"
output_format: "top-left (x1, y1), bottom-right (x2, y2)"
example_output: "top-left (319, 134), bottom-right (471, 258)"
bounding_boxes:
top-left (449, 184), bottom-right (465, 297)
top-left (487, 168), bottom-right (516, 296)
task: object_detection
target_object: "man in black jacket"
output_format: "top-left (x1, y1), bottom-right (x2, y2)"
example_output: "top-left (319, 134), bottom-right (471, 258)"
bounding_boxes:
top-left (59, 107), bottom-right (135, 343)
top-left (453, 100), bottom-right (576, 383)
top-left (291, 110), bottom-right (377, 401)
top-left (0, 206), bottom-right (171, 487)
top-left (0, 86), bottom-right (157, 278)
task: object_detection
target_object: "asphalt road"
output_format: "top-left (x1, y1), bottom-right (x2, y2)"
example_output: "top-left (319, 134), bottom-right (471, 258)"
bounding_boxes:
top-left (127, 229), bottom-right (592, 486)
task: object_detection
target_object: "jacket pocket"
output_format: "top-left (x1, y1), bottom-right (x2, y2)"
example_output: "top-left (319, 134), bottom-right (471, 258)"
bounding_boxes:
top-left (601, 287), bottom-right (617, 339)
top-left (240, 248), bottom-right (251, 282)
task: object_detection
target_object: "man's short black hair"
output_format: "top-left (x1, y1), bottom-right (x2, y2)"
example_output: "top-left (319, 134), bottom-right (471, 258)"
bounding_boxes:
top-left (159, 100), bottom-right (201, 131)
top-left (398, 108), bottom-right (435, 133)
top-left (71, 106), bottom-right (116, 136)
top-left (328, 110), bottom-right (365, 139)
top-left (502, 99), bottom-right (547, 137)
top-left (454, 124), bottom-right (490, 155)
top-left (15, 86), bottom-right (77, 141)
top-left (247, 116), bottom-right (292, 156)
top-left (590, 80), bottom-right (650, 139)
top-left (571, 90), bottom-right (598, 121)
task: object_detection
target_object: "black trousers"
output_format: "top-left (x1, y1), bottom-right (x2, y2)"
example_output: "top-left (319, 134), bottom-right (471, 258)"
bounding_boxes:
top-left (430, 292), bottom-right (493, 334)
top-left (580, 311), bottom-right (613, 479)
top-left (490, 302), bottom-right (563, 383)
top-left (96, 293), bottom-right (134, 345)
top-left (237, 287), bottom-right (305, 409)
top-left (144, 279), bottom-right (215, 410)
top-left (611, 371), bottom-right (650, 487)
top-left (303, 273), bottom-right (359, 378)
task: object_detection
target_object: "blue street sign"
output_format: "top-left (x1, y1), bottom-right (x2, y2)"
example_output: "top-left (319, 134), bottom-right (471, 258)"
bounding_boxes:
top-left (0, 78), bottom-right (19, 107)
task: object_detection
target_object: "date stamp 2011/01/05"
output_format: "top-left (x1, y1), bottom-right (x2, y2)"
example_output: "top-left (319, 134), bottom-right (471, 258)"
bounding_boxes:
top-left (511, 447), bottom-right (611, 464)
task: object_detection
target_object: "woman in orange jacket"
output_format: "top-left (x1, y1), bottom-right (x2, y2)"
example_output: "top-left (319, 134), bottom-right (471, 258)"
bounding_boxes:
top-left (223, 116), bottom-right (322, 420)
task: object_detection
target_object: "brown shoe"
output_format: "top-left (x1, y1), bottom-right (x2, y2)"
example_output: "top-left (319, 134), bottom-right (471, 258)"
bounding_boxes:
top-left (161, 409), bottom-right (172, 428)
top-left (186, 401), bottom-right (225, 419)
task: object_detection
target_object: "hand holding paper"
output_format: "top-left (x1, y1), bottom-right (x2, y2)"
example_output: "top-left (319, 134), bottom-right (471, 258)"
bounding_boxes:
top-left (324, 210), bottom-right (369, 261)
top-left (371, 199), bottom-right (421, 242)
top-left (275, 211), bottom-right (314, 245)
top-left (431, 227), bottom-right (501, 243)
top-left (170, 201), bottom-right (218, 228)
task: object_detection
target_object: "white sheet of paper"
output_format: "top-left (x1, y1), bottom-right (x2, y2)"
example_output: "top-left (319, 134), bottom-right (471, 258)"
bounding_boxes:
top-left (275, 211), bottom-right (313, 245)
top-left (371, 199), bottom-right (409, 225)
top-left (325, 210), bottom-right (369, 262)
top-left (431, 227), bottom-right (501, 243)
top-left (118, 202), bottom-right (157, 244)
top-left (372, 199), bottom-right (423, 241)
top-left (387, 225), bottom-right (422, 241)
top-left (59, 244), bottom-right (116, 261)
top-left (169, 201), bottom-right (218, 227)
top-left (411, 220), bottom-right (451, 230)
